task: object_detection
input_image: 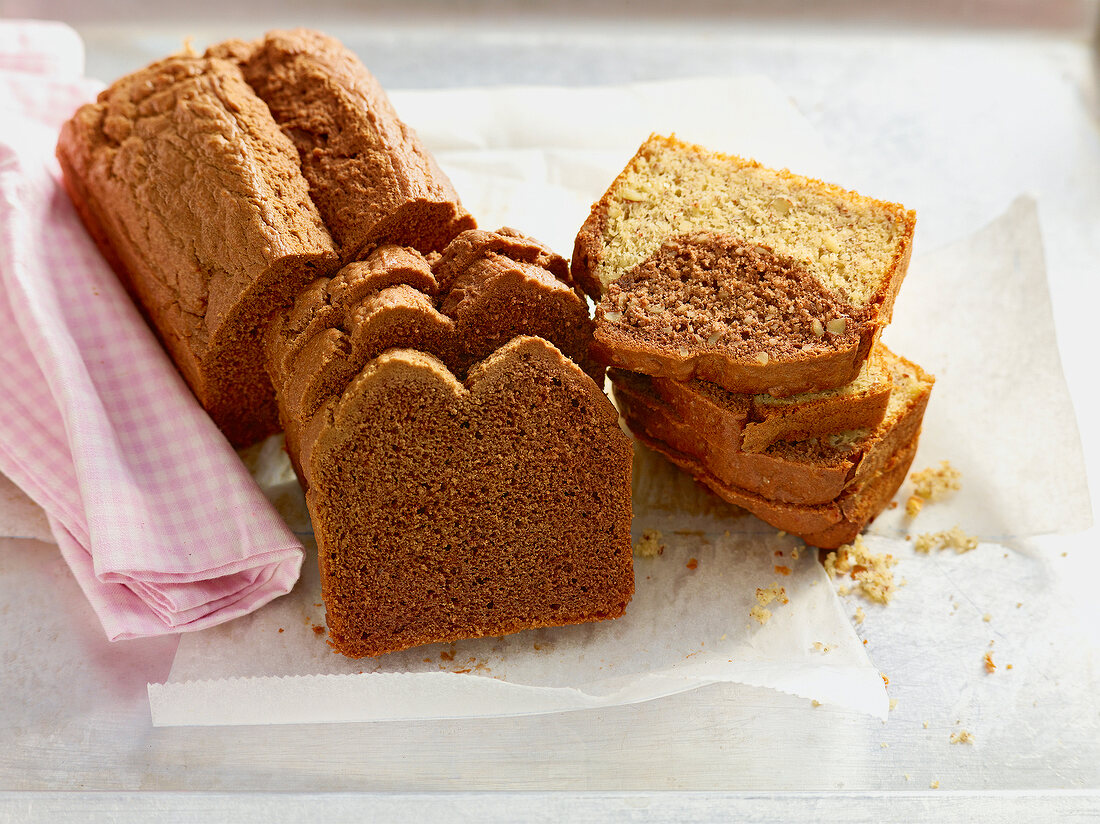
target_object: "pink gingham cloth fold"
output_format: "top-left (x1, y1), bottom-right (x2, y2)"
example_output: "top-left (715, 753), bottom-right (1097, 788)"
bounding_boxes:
top-left (0, 21), bottom-right (304, 640)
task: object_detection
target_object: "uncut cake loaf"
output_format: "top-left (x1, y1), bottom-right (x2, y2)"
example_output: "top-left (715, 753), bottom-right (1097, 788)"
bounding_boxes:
top-left (573, 134), bottom-right (916, 397)
top-left (57, 29), bottom-right (473, 446)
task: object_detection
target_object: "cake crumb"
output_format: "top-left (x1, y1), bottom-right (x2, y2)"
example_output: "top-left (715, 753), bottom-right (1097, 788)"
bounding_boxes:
top-left (777, 530), bottom-right (787, 538)
top-left (790, 546), bottom-right (801, 560)
top-left (824, 535), bottom-right (897, 604)
top-left (811, 700), bottom-right (822, 707)
top-left (774, 565), bottom-right (792, 576)
top-left (910, 460), bottom-right (961, 503)
top-left (984, 651), bottom-right (996, 673)
top-left (905, 495), bottom-right (924, 518)
top-left (750, 581), bottom-right (788, 624)
top-left (686, 558), bottom-right (699, 570)
top-left (913, 525), bottom-right (979, 554)
top-left (889, 698), bottom-right (898, 711)
top-left (633, 528), bottom-right (664, 558)
top-left (756, 581), bottom-right (788, 606)
top-left (904, 773), bottom-right (911, 781)
top-left (881, 672), bottom-right (890, 687)
top-left (278, 628), bottom-right (284, 633)
top-left (1006, 664), bottom-right (1014, 670)
top-left (812, 641), bottom-right (833, 653)
top-left (982, 612), bottom-right (992, 622)
top-left (312, 624), bottom-right (325, 635)
top-left (930, 780), bottom-right (940, 789)
top-left (923, 721), bottom-right (930, 729)
top-left (880, 743), bottom-right (889, 748)
top-left (853, 606), bottom-right (866, 625)
top-left (950, 730), bottom-right (975, 745)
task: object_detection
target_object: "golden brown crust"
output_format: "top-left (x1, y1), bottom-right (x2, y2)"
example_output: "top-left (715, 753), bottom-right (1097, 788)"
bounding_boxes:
top-left (55, 54), bottom-right (340, 446)
top-left (303, 337), bottom-right (635, 658)
top-left (211, 28), bottom-right (476, 262)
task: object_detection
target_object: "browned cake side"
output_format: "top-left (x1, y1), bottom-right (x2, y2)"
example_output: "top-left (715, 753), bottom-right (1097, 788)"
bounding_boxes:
top-left (211, 28), bottom-right (476, 261)
top-left (629, 424), bottom-right (919, 550)
top-left (613, 346), bottom-right (932, 505)
top-left (55, 54), bottom-right (339, 446)
top-left (299, 337), bottom-right (635, 658)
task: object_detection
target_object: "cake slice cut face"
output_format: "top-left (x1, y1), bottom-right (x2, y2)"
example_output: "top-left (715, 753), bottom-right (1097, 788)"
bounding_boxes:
top-left (301, 337), bottom-right (635, 658)
top-left (573, 134), bottom-right (916, 396)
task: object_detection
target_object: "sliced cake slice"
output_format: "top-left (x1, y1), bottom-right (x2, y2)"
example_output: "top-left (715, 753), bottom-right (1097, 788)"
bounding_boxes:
top-left (629, 423), bottom-right (920, 550)
top-left (614, 345), bottom-right (932, 506)
top-left (572, 134), bottom-right (916, 396)
top-left (299, 336), bottom-right (635, 658)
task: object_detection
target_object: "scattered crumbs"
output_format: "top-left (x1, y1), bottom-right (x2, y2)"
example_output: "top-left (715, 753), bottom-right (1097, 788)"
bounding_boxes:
top-left (950, 730), bottom-right (975, 745)
top-left (750, 605), bottom-right (772, 625)
top-left (756, 581), bottom-right (789, 607)
top-left (278, 628), bottom-right (284, 633)
top-left (720, 633), bottom-right (727, 641)
top-left (811, 700), bottom-right (822, 708)
top-left (881, 672), bottom-right (890, 687)
top-left (889, 698), bottom-right (898, 711)
top-left (312, 625), bottom-right (325, 635)
top-left (854, 606), bottom-right (866, 625)
top-left (533, 643), bottom-right (542, 651)
top-left (982, 612), bottom-right (992, 622)
top-left (314, 602), bottom-right (323, 607)
top-left (1062, 551), bottom-right (1067, 557)
top-left (423, 657), bottom-right (432, 663)
top-left (910, 460), bottom-right (962, 504)
top-left (913, 525), bottom-right (979, 554)
top-left (824, 535), bottom-right (897, 604)
top-left (904, 773), bottom-right (911, 782)
top-left (863, 639), bottom-right (868, 645)
top-left (633, 528), bottom-right (665, 558)
top-left (889, 500), bottom-right (898, 509)
top-left (777, 530), bottom-right (787, 538)
top-left (880, 743), bottom-right (889, 749)
top-left (984, 651), bottom-right (996, 673)
top-left (812, 641), bottom-right (833, 653)
top-left (723, 530), bottom-right (731, 538)
top-left (1016, 602), bottom-right (1023, 609)
top-left (1007, 664), bottom-right (1014, 670)
top-left (774, 549), bottom-right (783, 557)
top-left (440, 650), bottom-right (455, 662)
top-left (774, 565), bottom-right (792, 576)
top-left (989, 639), bottom-right (995, 647)
top-left (905, 495), bottom-right (924, 518)
top-left (930, 780), bottom-right (940, 789)
top-left (790, 546), bottom-right (801, 560)
top-left (923, 721), bottom-right (930, 729)
top-left (837, 584), bottom-right (852, 596)
top-left (686, 558), bottom-right (699, 570)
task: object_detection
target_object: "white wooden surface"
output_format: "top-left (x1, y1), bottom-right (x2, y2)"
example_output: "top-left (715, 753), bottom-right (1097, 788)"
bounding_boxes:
top-left (2, 11), bottom-right (1099, 820)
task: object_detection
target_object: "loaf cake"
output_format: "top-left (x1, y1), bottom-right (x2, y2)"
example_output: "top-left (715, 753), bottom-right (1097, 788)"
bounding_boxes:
top-left (58, 31), bottom-right (637, 657)
top-left (58, 30), bottom-right (474, 446)
top-left (572, 135), bottom-right (916, 396)
top-left (613, 345), bottom-right (932, 505)
top-left (299, 336), bottom-right (635, 657)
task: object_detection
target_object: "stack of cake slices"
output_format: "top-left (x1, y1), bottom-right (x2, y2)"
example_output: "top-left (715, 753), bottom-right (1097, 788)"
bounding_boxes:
top-left (572, 134), bottom-right (933, 548)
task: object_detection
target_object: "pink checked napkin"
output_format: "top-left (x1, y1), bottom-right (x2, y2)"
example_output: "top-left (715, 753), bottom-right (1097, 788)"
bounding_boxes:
top-left (0, 21), bottom-right (304, 640)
